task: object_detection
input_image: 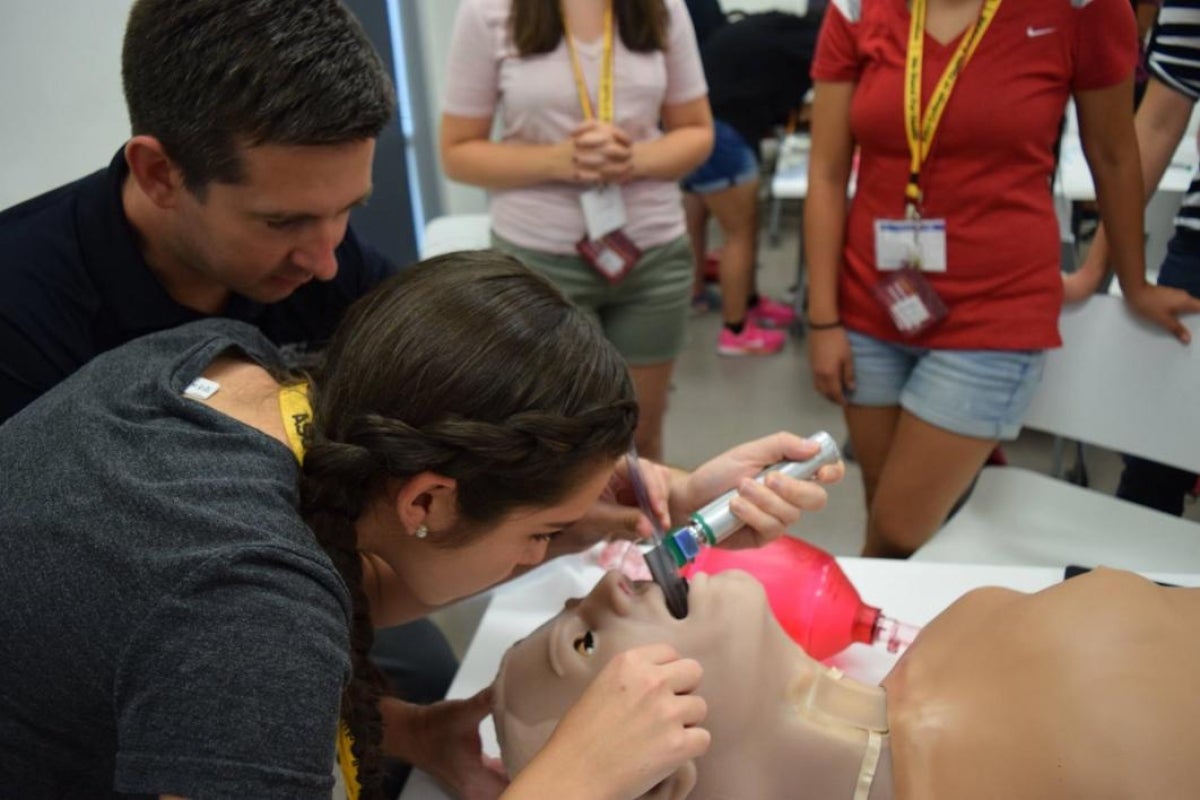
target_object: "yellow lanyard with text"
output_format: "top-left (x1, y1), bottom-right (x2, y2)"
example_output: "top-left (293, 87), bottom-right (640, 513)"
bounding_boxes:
top-left (904, 0), bottom-right (1002, 212)
top-left (563, 0), bottom-right (614, 123)
top-left (278, 381), bottom-right (313, 465)
top-left (278, 382), bottom-right (362, 800)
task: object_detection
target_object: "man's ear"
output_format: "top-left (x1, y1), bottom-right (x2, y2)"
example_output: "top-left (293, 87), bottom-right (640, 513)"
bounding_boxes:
top-left (641, 761), bottom-right (697, 800)
top-left (124, 135), bottom-right (187, 209)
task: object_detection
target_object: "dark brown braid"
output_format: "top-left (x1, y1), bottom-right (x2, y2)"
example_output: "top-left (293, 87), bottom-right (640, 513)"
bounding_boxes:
top-left (299, 251), bottom-right (637, 793)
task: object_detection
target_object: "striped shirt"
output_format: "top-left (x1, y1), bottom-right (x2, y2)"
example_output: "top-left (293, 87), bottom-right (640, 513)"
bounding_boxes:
top-left (1147, 0), bottom-right (1200, 236)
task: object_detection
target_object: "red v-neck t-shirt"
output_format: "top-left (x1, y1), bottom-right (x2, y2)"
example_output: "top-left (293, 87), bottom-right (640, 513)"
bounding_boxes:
top-left (812, 0), bottom-right (1137, 349)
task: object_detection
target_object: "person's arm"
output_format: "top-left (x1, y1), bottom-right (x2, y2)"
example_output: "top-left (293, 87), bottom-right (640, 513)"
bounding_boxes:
top-left (1074, 77), bottom-right (1200, 341)
top-left (437, 0), bottom-right (582, 191)
top-left (1066, 77), bottom-right (1192, 288)
top-left (1076, 78), bottom-right (1148, 294)
top-left (1136, 1), bottom-right (1161, 42)
top-left (380, 691), bottom-right (510, 798)
top-left (804, 80), bottom-right (857, 405)
top-left (501, 643), bottom-right (708, 800)
top-left (440, 114), bottom-right (579, 191)
top-left (626, 96), bottom-right (714, 182)
top-left (116, 555), bottom-right (349, 799)
top-left (618, 0), bottom-right (713, 183)
top-left (665, 431), bottom-right (844, 549)
top-left (0, 303), bottom-right (89, 423)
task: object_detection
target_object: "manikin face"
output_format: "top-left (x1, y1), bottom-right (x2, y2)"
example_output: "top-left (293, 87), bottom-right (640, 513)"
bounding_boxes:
top-left (167, 139), bottom-right (375, 303)
top-left (493, 569), bottom-right (784, 777)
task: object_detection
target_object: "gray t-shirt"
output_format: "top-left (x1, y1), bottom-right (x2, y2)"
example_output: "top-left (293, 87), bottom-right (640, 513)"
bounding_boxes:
top-left (0, 319), bottom-right (353, 799)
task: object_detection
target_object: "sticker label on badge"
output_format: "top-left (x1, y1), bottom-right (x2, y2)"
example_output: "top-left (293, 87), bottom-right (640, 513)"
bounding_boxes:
top-left (580, 185), bottom-right (627, 242)
top-left (874, 218), bottom-right (947, 272)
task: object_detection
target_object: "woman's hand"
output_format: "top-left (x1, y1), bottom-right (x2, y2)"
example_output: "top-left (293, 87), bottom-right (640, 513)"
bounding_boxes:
top-left (404, 689), bottom-right (509, 800)
top-left (808, 327), bottom-right (855, 405)
top-left (509, 643), bottom-right (707, 799)
top-left (674, 432), bottom-right (845, 550)
top-left (1062, 251), bottom-right (1109, 305)
top-left (571, 121), bottom-right (633, 184)
top-left (546, 457), bottom-right (672, 559)
top-left (1123, 282), bottom-right (1200, 344)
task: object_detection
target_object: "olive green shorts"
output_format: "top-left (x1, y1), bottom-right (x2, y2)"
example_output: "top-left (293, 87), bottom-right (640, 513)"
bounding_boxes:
top-left (491, 233), bottom-right (694, 365)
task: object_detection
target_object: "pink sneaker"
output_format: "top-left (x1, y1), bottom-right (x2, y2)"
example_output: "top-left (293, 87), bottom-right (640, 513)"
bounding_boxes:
top-left (717, 320), bottom-right (786, 356)
top-left (748, 296), bottom-right (797, 329)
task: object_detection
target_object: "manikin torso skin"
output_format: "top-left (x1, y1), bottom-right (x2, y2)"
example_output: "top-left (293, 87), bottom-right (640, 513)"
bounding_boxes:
top-left (883, 568), bottom-right (1200, 800)
top-left (494, 568), bottom-right (1200, 800)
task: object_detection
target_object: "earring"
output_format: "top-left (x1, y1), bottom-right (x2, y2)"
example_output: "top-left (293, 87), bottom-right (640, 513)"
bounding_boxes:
top-left (414, 524), bottom-right (429, 539)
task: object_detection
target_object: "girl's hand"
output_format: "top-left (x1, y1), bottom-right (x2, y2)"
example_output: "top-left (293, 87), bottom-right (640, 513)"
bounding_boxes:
top-left (521, 643), bottom-right (708, 799)
top-left (571, 121), bottom-right (633, 184)
top-left (808, 326), bottom-right (855, 405)
top-left (1124, 282), bottom-right (1200, 344)
top-left (677, 432), bottom-right (845, 550)
top-left (408, 689), bottom-right (510, 800)
top-left (545, 457), bottom-right (672, 559)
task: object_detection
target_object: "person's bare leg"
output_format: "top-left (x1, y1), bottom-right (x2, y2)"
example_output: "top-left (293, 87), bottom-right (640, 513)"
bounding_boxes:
top-left (863, 411), bottom-right (996, 558)
top-left (844, 404), bottom-right (903, 512)
top-left (683, 192), bottom-right (709, 300)
top-left (628, 361), bottom-right (674, 461)
top-left (702, 179), bottom-right (760, 326)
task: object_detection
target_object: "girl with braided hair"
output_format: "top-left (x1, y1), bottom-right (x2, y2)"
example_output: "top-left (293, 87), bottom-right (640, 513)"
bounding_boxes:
top-left (0, 250), bottom-right (841, 800)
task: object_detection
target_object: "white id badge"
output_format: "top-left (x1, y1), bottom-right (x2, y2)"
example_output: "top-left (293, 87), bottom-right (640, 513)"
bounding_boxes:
top-left (580, 185), bottom-right (627, 241)
top-left (874, 218), bottom-right (948, 272)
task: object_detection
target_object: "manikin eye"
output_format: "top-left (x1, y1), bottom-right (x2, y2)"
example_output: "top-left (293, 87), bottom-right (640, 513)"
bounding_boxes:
top-left (573, 630), bottom-right (596, 656)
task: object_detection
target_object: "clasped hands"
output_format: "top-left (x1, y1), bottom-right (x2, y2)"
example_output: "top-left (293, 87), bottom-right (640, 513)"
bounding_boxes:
top-left (567, 120), bottom-right (635, 186)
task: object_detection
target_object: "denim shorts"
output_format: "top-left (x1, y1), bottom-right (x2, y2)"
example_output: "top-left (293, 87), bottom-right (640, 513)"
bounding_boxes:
top-left (682, 120), bottom-right (759, 194)
top-left (491, 233), bottom-right (694, 365)
top-left (845, 329), bottom-right (1047, 441)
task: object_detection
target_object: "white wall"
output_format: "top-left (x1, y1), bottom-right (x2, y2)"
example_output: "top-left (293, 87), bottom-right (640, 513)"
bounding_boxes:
top-left (0, 0), bottom-right (134, 208)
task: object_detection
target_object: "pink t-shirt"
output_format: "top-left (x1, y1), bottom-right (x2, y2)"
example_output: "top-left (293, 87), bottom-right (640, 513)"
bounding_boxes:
top-left (443, 0), bottom-right (708, 254)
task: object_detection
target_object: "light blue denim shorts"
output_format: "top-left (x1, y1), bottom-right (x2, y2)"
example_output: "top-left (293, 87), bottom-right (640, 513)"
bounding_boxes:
top-left (845, 329), bottom-right (1046, 441)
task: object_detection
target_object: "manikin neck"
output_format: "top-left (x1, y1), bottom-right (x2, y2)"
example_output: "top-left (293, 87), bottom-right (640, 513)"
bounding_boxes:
top-left (713, 624), bottom-right (894, 800)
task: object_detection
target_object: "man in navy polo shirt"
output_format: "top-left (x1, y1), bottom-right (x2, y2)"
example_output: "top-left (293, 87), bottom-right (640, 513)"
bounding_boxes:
top-left (0, 0), bottom-right (397, 424)
top-left (0, 2), bottom-right (448, 794)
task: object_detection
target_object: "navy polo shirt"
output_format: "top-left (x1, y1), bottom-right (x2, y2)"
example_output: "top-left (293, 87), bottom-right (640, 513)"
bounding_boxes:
top-left (0, 149), bottom-right (396, 423)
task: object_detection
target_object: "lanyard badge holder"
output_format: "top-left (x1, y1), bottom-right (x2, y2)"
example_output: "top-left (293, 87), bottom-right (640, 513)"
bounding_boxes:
top-left (565, 0), bottom-right (642, 283)
top-left (872, 0), bottom-right (1001, 336)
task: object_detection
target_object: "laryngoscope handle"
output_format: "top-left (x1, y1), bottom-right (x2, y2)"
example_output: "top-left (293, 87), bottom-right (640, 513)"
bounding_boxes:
top-left (691, 431), bottom-right (841, 546)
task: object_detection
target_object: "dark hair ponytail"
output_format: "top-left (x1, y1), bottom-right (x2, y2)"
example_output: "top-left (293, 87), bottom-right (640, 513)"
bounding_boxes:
top-left (299, 251), bottom-right (637, 794)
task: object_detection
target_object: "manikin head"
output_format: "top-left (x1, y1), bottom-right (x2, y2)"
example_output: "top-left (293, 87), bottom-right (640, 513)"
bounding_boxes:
top-left (120, 0), bottom-right (395, 303)
top-left (493, 570), bottom-right (888, 799)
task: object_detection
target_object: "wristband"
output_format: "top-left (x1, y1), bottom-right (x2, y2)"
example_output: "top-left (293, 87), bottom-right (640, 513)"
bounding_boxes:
top-left (806, 319), bottom-right (843, 331)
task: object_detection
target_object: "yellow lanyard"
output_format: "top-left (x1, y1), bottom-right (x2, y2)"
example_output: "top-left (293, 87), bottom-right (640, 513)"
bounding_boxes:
top-left (335, 720), bottom-right (362, 800)
top-left (278, 382), bottom-right (361, 800)
top-left (903, 0), bottom-right (1002, 211)
top-left (278, 381), bottom-right (312, 464)
top-left (563, 0), bottom-right (614, 123)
